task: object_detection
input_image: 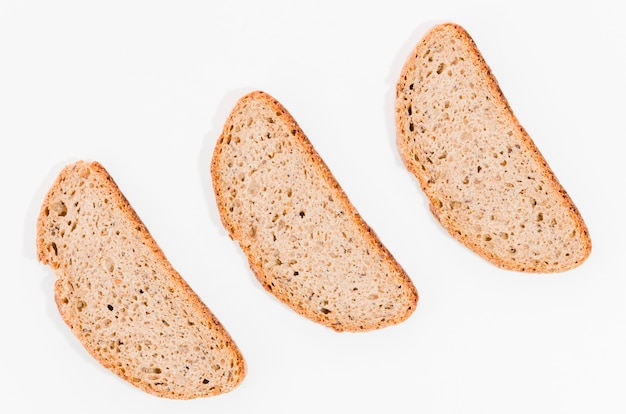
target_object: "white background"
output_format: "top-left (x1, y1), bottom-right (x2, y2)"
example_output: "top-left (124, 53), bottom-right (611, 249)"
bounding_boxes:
top-left (2, 1), bottom-right (624, 413)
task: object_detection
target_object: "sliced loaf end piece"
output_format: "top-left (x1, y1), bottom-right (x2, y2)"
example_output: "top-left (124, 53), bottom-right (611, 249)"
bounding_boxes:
top-left (211, 91), bottom-right (418, 332)
top-left (395, 23), bottom-right (591, 272)
top-left (37, 161), bottom-right (246, 399)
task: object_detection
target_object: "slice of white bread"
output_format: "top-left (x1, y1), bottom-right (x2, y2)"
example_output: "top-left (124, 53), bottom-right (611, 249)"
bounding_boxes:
top-left (36, 161), bottom-right (245, 399)
top-left (211, 91), bottom-right (418, 332)
top-left (395, 23), bottom-right (591, 272)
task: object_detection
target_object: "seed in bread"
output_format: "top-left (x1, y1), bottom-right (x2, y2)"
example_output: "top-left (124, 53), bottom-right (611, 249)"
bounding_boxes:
top-left (395, 23), bottom-right (591, 272)
top-left (37, 161), bottom-right (246, 399)
top-left (211, 91), bottom-right (418, 332)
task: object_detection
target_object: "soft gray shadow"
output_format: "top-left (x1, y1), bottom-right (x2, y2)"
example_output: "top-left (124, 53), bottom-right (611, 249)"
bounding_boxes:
top-left (198, 87), bottom-right (269, 291)
top-left (199, 87), bottom-right (254, 231)
top-left (383, 19), bottom-right (445, 169)
top-left (30, 158), bottom-right (103, 364)
top-left (27, 159), bottom-right (72, 258)
top-left (382, 20), bottom-right (447, 215)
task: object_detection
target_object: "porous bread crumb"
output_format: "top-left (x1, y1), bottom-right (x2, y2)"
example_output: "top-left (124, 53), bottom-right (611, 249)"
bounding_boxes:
top-left (37, 161), bottom-right (245, 399)
top-left (211, 91), bottom-right (418, 332)
top-left (395, 23), bottom-right (591, 272)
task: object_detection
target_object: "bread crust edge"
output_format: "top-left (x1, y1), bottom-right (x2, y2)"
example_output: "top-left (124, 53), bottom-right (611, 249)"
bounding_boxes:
top-left (211, 91), bottom-right (418, 331)
top-left (36, 161), bottom-right (246, 399)
top-left (395, 23), bottom-right (591, 273)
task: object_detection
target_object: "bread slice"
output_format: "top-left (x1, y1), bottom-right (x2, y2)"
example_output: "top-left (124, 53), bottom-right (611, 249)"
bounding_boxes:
top-left (395, 23), bottom-right (591, 272)
top-left (36, 161), bottom-right (245, 399)
top-left (211, 91), bottom-right (418, 332)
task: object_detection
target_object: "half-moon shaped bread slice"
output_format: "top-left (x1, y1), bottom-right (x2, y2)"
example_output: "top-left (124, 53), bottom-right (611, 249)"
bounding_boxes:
top-left (395, 23), bottom-right (591, 272)
top-left (211, 91), bottom-right (418, 332)
top-left (37, 161), bottom-right (245, 399)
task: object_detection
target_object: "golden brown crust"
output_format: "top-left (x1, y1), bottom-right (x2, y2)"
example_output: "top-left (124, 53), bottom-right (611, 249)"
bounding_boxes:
top-left (395, 23), bottom-right (591, 272)
top-left (211, 91), bottom-right (418, 331)
top-left (37, 161), bottom-right (246, 399)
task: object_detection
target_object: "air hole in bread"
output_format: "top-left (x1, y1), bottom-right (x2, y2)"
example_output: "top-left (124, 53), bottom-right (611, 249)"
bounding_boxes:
top-left (51, 201), bottom-right (67, 216)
